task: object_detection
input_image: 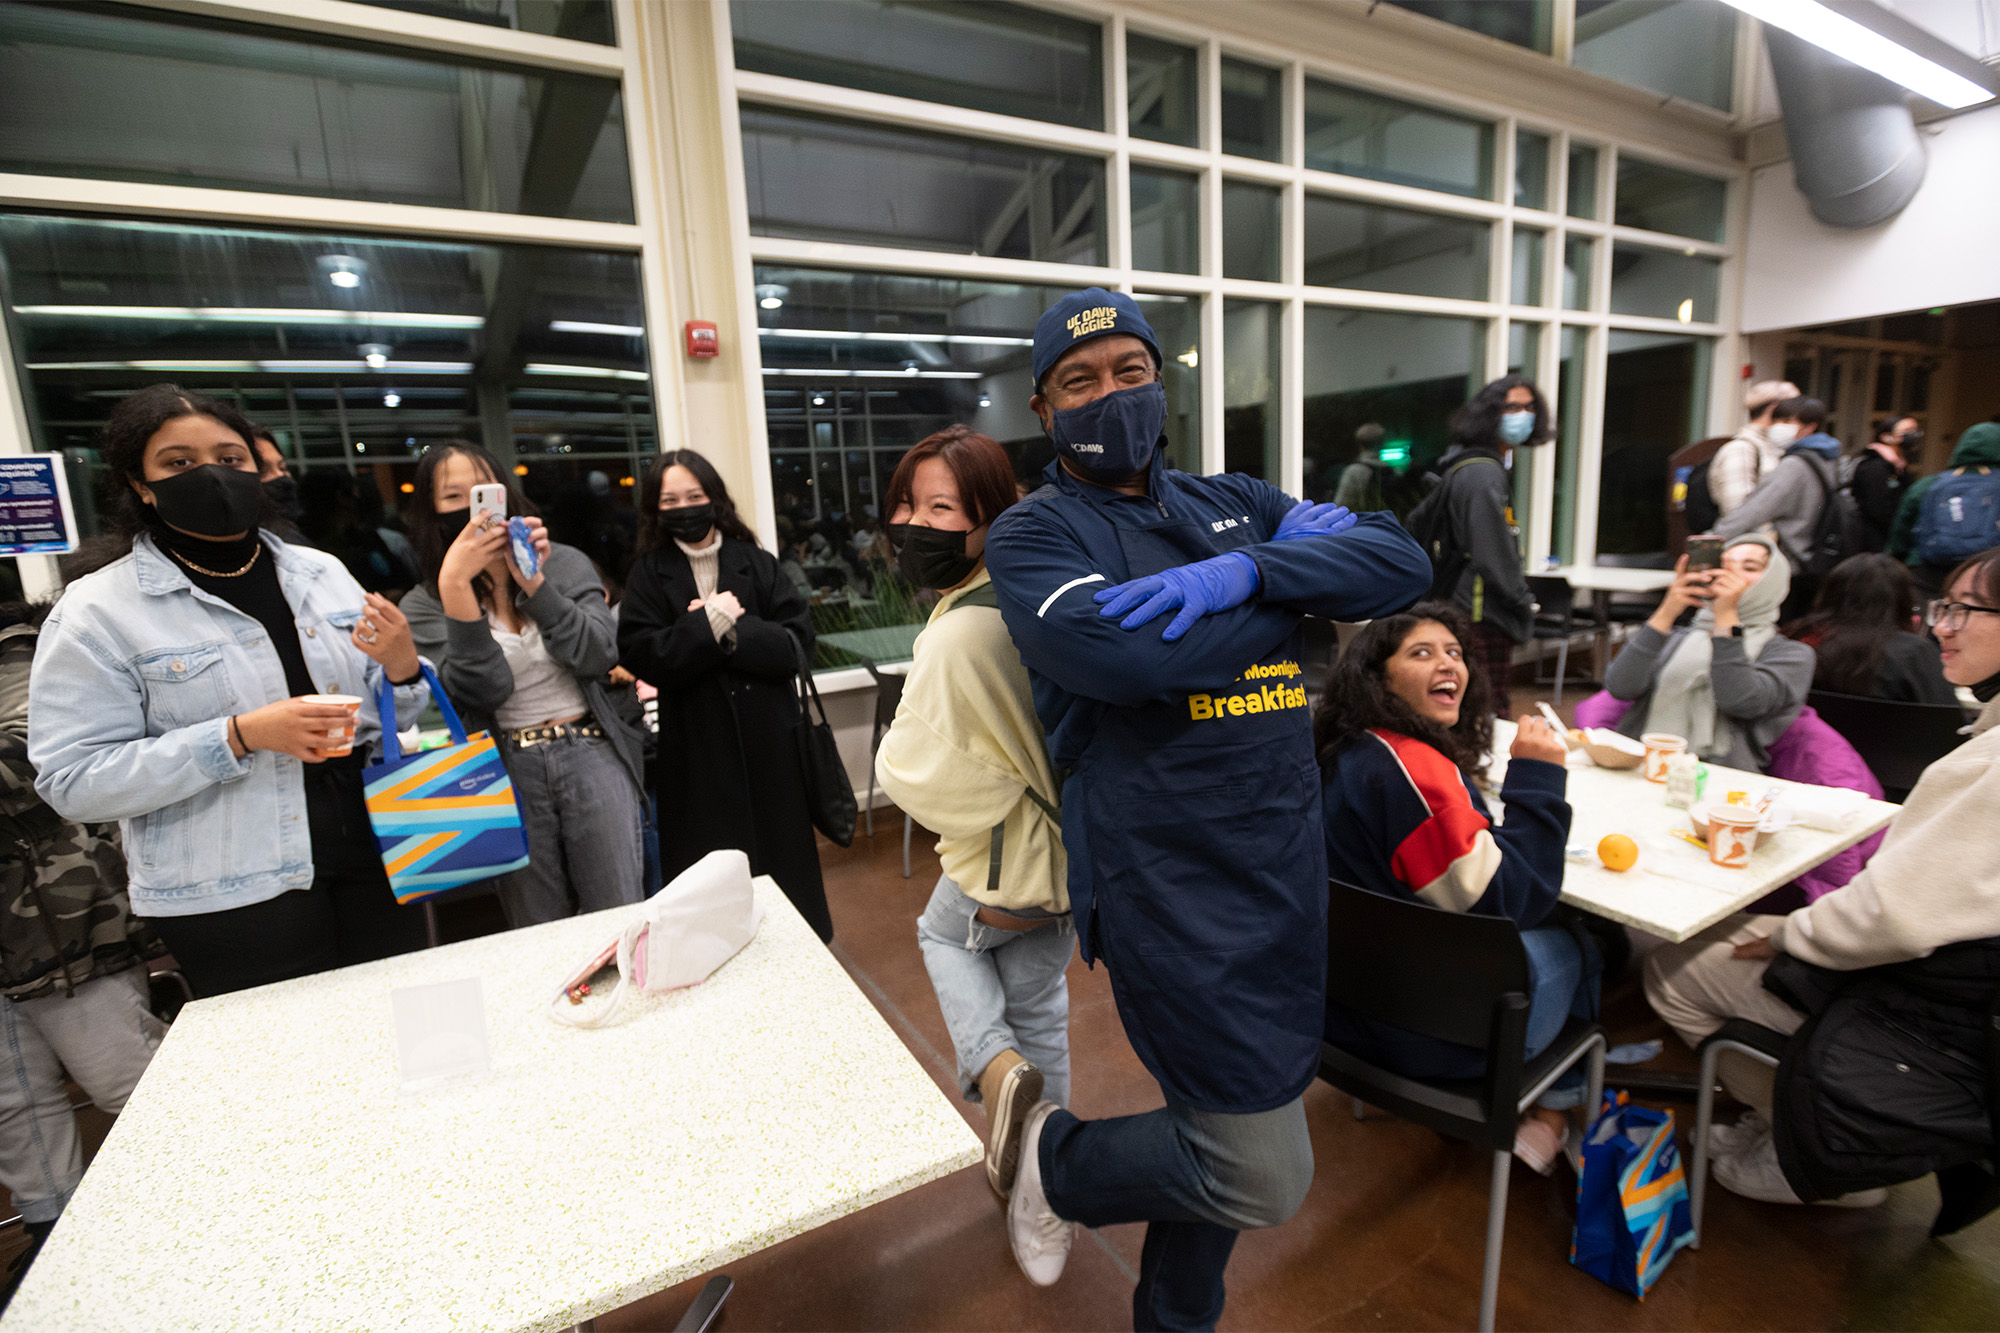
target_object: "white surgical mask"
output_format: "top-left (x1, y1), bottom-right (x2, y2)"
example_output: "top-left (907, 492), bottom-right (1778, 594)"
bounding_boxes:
top-left (1768, 422), bottom-right (1799, 446)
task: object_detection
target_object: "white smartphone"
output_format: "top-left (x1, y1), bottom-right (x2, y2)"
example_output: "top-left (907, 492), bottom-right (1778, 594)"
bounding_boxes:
top-left (470, 483), bottom-right (507, 528)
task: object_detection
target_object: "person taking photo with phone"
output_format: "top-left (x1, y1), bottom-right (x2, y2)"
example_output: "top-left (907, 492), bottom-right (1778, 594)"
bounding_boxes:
top-left (400, 442), bottom-right (645, 928)
top-left (29, 385), bottom-right (431, 997)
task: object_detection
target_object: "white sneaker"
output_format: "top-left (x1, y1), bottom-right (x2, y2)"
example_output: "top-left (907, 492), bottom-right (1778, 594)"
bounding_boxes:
top-left (1713, 1132), bottom-right (1888, 1208)
top-left (1707, 1110), bottom-right (1768, 1160)
top-left (1007, 1101), bottom-right (1073, 1287)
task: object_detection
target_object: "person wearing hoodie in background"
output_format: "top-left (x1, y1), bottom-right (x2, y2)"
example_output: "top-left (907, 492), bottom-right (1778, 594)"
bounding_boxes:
top-left (1850, 416), bottom-right (1918, 553)
top-left (1643, 546), bottom-right (2000, 1211)
top-left (0, 601), bottom-right (166, 1303)
top-left (1708, 379), bottom-right (1802, 518)
top-left (1713, 396), bottom-right (1842, 620)
top-left (1888, 422), bottom-right (2000, 599)
top-left (873, 426), bottom-right (1071, 1204)
top-left (1430, 375), bottom-right (1553, 716)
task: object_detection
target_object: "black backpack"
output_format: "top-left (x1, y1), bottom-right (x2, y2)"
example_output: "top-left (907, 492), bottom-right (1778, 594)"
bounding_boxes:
top-left (1791, 448), bottom-right (1866, 581)
top-left (1402, 455), bottom-right (1500, 601)
top-left (1681, 455), bottom-right (1721, 535)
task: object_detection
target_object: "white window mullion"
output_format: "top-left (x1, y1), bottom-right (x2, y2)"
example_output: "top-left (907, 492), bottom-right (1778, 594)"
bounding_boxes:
top-left (1528, 319), bottom-right (1560, 566)
top-left (1572, 322), bottom-right (1609, 567)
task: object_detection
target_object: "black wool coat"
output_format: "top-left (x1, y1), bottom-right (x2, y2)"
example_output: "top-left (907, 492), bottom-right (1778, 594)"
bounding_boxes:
top-left (617, 538), bottom-right (832, 941)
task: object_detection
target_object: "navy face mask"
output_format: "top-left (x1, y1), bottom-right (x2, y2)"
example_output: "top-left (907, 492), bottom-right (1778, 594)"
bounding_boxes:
top-left (1049, 381), bottom-right (1167, 482)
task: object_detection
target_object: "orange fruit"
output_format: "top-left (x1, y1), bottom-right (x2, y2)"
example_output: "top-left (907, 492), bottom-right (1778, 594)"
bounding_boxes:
top-left (1597, 834), bottom-right (1639, 872)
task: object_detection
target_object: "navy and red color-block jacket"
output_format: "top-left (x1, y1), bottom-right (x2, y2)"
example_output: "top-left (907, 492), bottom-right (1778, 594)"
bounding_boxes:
top-left (1320, 729), bottom-right (1570, 925)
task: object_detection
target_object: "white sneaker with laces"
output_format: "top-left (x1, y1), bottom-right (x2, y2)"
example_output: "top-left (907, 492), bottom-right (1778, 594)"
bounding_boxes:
top-left (1007, 1101), bottom-right (1073, 1287)
top-left (1707, 1110), bottom-right (1768, 1160)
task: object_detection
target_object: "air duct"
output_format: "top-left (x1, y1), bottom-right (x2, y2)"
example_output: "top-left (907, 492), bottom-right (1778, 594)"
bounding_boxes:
top-left (1766, 26), bottom-right (1928, 228)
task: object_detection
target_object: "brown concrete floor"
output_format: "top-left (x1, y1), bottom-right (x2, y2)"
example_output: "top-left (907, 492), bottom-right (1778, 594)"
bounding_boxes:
top-left (10, 682), bottom-right (2000, 1328)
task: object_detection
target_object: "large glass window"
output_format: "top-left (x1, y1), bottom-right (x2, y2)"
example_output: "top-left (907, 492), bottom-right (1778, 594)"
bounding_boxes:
top-left (1220, 57), bottom-right (1284, 162)
top-left (1573, 0), bottom-right (1736, 113)
top-left (350, 1), bottom-right (616, 42)
top-left (1302, 80), bottom-right (1492, 200)
top-left (1597, 330), bottom-right (1711, 557)
top-left (1384, 1), bottom-right (1552, 52)
top-left (1127, 32), bottom-right (1199, 147)
top-left (1512, 228), bottom-right (1547, 306)
top-left (1610, 245), bottom-right (1720, 323)
top-left (1135, 293), bottom-right (1203, 472)
top-left (1514, 129), bottom-right (1551, 210)
top-left (1223, 182), bottom-right (1283, 282)
top-left (730, 0), bottom-right (1103, 130)
top-left (1131, 168), bottom-right (1200, 275)
top-left (1304, 197), bottom-right (1488, 301)
top-left (1567, 143), bottom-right (1600, 219)
top-left (0, 1), bottom-right (633, 223)
top-left (1302, 307), bottom-right (1484, 511)
top-left (741, 108), bottom-right (1104, 265)
top-left (0, 213), bottom-right (657, 540)
top-left (1563, 235), bottom-right (1596, 310)
top-left (1225, 300), bottom-right (1283, 480)
top-left (1614, 157), bottom-right (1728, 242)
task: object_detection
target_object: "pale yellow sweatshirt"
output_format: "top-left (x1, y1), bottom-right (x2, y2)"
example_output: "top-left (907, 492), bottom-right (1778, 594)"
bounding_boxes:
top-left (1773, 694), bottom-right (2000, 970)
top-left (874, 568), bottom-right (1068, 913)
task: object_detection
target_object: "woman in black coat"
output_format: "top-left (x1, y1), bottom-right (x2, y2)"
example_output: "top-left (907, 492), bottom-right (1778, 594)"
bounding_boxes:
top-left (617, 451), bottom-right (833, 942)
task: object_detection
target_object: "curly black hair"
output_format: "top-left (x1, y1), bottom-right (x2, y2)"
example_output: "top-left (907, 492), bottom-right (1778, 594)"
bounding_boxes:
top-left (1449, 373), bottom-right (1553, 451)
top-left (1312, 600), bottom-right (1495, 782)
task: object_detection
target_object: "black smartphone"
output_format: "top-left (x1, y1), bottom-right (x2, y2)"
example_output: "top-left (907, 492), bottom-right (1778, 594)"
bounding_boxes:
top-left (1686, 536), bottom-right (1723, 573)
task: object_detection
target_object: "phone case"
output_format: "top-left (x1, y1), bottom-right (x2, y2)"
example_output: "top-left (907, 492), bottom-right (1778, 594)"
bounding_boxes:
top-left (508, 517), bottom-right (542, 579)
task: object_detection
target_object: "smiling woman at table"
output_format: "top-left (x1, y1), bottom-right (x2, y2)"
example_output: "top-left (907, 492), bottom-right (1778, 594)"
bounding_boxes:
top-left (616, 451), bottom-right (832, 942)
top-left (1602, 535), bottom-right (1813, 775)
top-left (1644, 546), bottom-right (2000, 1214)
top-left (1315, 601), bottom-right (1597, 1174)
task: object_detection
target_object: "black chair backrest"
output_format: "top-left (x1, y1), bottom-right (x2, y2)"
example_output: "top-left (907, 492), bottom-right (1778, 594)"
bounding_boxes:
top-left (1806, 690), bottom-right (1968, 796)
top-left (1325, 879), bottom-right (1530, 1050)
top-left (1525, 575), bottom-right (1573, 617)
top-left (862, 659), bottom-right (905, 732)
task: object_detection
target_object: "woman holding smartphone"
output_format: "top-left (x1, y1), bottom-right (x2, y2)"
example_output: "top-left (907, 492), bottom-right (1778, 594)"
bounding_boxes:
top-left (28, 385), bottom-right (431, 997)
top-left (617, 451), bottom-right (832, 942)
top-left (401, 442), bottom-right (645, 927)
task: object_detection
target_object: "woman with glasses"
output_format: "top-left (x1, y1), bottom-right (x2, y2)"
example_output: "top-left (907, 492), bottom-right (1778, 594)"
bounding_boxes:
top-left (1643, 545), bottom-right (2000, 1212)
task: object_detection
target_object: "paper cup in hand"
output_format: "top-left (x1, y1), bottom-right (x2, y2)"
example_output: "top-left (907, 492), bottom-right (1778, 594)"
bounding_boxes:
top-left (1640, 732), bottom-right (1686, 783)
top-left (304, 694), bottom-right (363, 755)
top-left (1706, 806), bottom-right (1762, 869)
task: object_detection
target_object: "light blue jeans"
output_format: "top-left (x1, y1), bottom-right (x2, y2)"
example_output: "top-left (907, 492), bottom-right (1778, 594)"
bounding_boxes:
top-left (915, 875), bottom-right (1073, 1107)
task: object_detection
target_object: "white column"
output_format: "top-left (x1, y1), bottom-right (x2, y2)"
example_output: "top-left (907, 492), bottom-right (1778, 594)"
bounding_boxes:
top-left (0, 315), bottom-right (60, 600)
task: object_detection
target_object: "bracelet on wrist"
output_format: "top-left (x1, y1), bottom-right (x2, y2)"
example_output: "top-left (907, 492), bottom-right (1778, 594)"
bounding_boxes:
top-left (228, 714), bottom-right (247, 755)
top-left (389, 668), bottom-right (424, 688)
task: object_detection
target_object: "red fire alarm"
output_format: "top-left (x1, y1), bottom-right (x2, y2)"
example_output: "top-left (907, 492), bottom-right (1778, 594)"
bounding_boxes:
top-left (684, 320), bottom-right (719, 359)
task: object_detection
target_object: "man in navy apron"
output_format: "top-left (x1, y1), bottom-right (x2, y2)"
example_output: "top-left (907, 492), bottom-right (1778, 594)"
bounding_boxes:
top-left (984, 289), bottom-right (1430, 1330)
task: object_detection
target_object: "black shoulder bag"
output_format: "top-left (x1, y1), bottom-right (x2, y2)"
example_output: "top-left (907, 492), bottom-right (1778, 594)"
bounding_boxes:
top-left (789, 632), bottom-right (858, 847)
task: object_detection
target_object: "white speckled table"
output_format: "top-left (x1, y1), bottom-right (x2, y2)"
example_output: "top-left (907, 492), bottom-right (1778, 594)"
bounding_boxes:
top-left (1489, 720), bottom-right (1900, 943)
top-left (3, 877), bottom-right (981, 1333)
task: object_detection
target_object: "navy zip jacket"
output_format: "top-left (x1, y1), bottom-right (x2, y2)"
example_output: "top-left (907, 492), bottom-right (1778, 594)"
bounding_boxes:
top-left (984, 451), bottom-right (1430, 1112)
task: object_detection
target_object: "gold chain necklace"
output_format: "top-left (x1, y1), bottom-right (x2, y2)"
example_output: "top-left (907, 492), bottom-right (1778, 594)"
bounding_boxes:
top-left (168, 543), bottom-right (262, 578)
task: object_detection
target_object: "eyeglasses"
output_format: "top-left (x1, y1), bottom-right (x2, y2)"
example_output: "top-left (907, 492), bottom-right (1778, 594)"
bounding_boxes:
top-left (1924, 600), bottom-right (2000, 633)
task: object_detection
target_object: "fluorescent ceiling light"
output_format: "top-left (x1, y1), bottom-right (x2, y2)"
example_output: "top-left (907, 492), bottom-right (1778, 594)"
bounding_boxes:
top-left (522, 363), bottom-right (652, 381)
top-left (13, 305), bottom-right (484, 328)
top-left (758, 328), bottom-right (1032, 348)
top-left (27, 359), bottom-right (474, 374)
top-left (760, 368), bottom-right (982, 380)
top-left (1726, 0), bottom-right (1993, 109)
top-left (550, 320), bottom-right (645, 337)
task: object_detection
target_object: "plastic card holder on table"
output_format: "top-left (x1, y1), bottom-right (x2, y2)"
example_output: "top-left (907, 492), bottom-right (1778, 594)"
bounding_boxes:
top-left (390, 976), bottom-right (491, 1094)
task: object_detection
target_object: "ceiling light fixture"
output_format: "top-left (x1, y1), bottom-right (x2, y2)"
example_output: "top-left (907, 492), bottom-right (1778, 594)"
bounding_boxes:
top-left (978, 395), bottom-right (992, 408)
top-left (550, 320), bottom-right (645, 337)
top-left (760, 368), bottom-right (982, 380)
top-left (359, 342), bottom-right (391, 370)
top-left (1723, 0), bottom-right (1994, 109)
top-left (755, 283), bottom-right (789, 311)
top-left (758, 328), bottom-right (1033, 347)
top-left (11, 305), bottom-right (483, 329)
top-left (383, 391), bottom-right (402, 407)
top-left (317, 254), bottom-right (368, 289)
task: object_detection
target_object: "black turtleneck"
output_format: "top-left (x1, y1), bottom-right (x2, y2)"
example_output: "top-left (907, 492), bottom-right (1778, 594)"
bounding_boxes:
top-left (153, 525), bottom-right (316, 699)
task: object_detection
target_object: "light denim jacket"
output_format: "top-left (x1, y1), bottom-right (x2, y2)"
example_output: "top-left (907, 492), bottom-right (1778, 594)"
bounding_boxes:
top-left (27, 532), bottom-right (430, 917)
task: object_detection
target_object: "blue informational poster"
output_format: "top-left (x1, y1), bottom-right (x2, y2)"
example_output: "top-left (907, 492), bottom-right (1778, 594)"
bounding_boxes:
top-left (0, 454), bottom-right (78, 556)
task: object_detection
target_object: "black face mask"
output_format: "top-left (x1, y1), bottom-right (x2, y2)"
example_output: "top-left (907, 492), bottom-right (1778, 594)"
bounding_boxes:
top-left (146, 464), bottom-right (264, 538)
top-left (1900, 430), bottom-right (1925, 453)
top-left (434, 506), bottom-right (475, 548)
top-left (889, 522), bottom-right (979, 590)
top-left (658, 503), bottom-right (716, 544)
top-left (263, 474), bottom-right (302, 523)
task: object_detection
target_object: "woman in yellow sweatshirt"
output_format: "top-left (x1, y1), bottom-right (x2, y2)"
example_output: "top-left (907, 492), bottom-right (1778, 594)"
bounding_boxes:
top-left (874, 426), bottom-right (1070, 1201)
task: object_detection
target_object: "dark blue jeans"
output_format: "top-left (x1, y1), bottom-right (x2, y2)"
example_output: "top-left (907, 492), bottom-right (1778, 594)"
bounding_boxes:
top-left (1039, 1094), bottom-right (1312, 1331)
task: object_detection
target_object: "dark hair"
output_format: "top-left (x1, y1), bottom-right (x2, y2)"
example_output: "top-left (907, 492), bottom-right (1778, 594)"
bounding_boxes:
top-left (883, 426), bottom-right (1019, 532)
top-left (636, 450), bottom-right (758, 552)
top-left (1944, 546), bottom-right (2000, 610)
top-left (97, 383), bottom-right (270, 554)
top-left (1775, 396), bottom-right (1827, 430)
top-left (1450, 374), bottom-right (1553, 450)
top-left (1871, 415), bottom-right (1912, 444)
top-left (406, 441), bottom-right (540, 608)
top-left (1313, 600), bottom-right (1494, 782)
top-left (1788, 554), bottom-right (1920, 695)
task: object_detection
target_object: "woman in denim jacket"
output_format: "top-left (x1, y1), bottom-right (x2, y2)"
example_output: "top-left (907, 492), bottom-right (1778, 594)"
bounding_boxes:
top-left (28, 385), bottom-right (432, 997)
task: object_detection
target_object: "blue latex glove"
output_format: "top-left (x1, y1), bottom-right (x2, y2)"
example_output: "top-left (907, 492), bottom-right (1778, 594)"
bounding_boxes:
top-left (1273, 499), bottom-right (1360, 542)
top-left (1094, 552), bottom-right (1261, 642)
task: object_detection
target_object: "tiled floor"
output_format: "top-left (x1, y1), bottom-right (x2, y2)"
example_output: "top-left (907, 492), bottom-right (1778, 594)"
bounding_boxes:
top-left (11, 683), bottom-right (2000, 1329)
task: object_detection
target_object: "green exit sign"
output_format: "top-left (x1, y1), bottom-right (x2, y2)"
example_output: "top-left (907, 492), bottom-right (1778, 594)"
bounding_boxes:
top-left (1379, 442), bottom-right (1411, 467)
